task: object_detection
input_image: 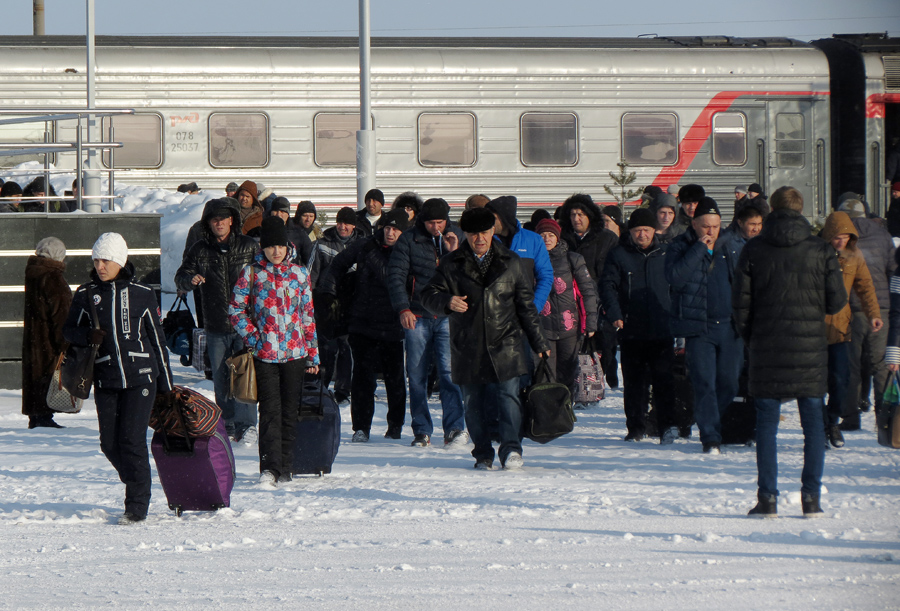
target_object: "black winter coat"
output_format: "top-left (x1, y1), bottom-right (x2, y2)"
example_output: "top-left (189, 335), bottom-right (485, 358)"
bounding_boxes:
top-left (665, 226), bottom-right (740, 338)
top-left (64, 263), bottom-right (173, 392)
top-left (848, 216), bottom-right (895, 313)
top-left (560, 228), bottom-right (618, 290)
top-left (420, 242), bottom-right (549, 385)
top-left (309, 226), bottom-right (364, 288)
top-left (317, 230), bottom-right (404, 342)
top-left (732, 209), bottom-right (847, 399)
top-left (600, 235), bottom-right (672, 341)
top-left (175, 199), bottom-right (259, 334)
top-left (540, 242), bottom-right (598, 340)
top-left (387, 217), bottom-right (465, 317)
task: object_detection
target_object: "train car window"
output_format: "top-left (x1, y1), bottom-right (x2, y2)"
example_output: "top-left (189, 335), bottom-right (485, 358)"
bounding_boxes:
top-left (0, 117), bottom-right (55, 168)
top-left (314, 113), bottom-right (360, 166)
top-left (101, 114), bottom-right (163, 169)
top-left (775, 113), bottom-right (805, 168)
top-left (418, 113), bottom-right (476, 167)
top-left (621, 114), bottom-right (678, 165)
top-left (712, 113), bottom-right (747, 166)
top-left (520, 113), bottom-right (578, 166)
top-left (208, 113), bottom-right (269, 168)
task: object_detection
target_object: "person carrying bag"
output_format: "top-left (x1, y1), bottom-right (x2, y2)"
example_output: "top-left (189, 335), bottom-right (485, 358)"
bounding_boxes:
top-left (229, 217), bottom-right (320, 487)
top-left (63, 233), bottom-right (174, 525)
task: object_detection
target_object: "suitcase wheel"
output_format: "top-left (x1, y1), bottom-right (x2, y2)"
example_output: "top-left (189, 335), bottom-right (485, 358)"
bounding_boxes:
top-left (169, 504), bottom-right (183, 517)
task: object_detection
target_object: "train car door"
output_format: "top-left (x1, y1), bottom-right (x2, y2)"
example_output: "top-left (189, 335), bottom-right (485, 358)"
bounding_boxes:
top-left (766, 100), bottom-right (822, 216)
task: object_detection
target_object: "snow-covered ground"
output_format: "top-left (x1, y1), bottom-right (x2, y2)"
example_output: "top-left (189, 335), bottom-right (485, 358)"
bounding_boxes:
top-left (1, 370), bottom-right (899, 609)
top-left (1, 166), bottom-right (899, 608)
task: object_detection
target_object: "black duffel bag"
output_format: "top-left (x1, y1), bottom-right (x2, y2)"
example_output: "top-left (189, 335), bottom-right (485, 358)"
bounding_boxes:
top-left (523, 356), bottom-right (576, 444)
top-left (162, 294), bottom-right (196, 359)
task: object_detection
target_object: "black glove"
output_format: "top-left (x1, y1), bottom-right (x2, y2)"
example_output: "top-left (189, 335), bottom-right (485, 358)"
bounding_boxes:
top-left (89, 328), bottom-right (107, 345)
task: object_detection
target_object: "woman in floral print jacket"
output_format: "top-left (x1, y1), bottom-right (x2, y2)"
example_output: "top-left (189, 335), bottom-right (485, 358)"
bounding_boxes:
top-left (230, 217), bottom-right (319, 486)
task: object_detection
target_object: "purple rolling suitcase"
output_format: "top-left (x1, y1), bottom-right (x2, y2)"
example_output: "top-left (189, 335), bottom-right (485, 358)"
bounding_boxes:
top-left (151, 418), bottom-right (235, 516)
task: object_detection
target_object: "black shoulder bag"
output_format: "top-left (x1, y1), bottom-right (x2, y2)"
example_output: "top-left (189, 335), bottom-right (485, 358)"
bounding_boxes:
top-left (61, 285), bottom-right (102, 400)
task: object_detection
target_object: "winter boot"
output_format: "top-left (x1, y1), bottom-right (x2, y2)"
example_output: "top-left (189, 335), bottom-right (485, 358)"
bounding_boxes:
top-left (747, 491), bottom-right (778, 518)
top-left (801, 492), bottom-right (824, 518)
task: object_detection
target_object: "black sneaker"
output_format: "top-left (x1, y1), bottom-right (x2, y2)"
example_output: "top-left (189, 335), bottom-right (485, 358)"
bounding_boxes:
top-left (624, 431), bottom-right (644, 442)
top-left (384, 425), bottom-right (402, 440)
top-left (858, 399), bottom-right (871, 413)
top-left (747, 492), bottom-right (777, 518)
top-left (801, 492), bottom-right (824, 518)
top-left (117, 511), bottom-right (147, 525)
top-left (351, 430), bottom-right (369, 443)
top-left (827, 425), bottom-right (845, 448)
top-left (277, 473), bottom-right (292, 484)
top-left (702, 442), bottom-right (721, 455)
top-left (411, 434), bottom-right (430, 447)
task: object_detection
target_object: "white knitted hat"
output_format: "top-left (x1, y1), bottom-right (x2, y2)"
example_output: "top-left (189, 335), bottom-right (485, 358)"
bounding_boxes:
top-left (91, 232), bottom-right (128, 267)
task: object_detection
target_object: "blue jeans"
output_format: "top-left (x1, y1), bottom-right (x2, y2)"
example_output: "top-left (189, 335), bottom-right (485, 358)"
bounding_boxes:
top-left (685, 322), bottom-right (743, 444)
top-left (460, 377), bottom-right (523, 465)
top-left (206, 331), bottom-right (257, 431)
top-left (755, 397), bottom-right (825, 497)
top-left (404, 317), bottom-right (465, 438)
top-left (826, 342), bottom-right (850, 427)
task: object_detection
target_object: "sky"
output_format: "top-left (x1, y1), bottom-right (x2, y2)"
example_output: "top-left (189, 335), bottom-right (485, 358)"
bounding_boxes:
top-left (1, 0), bottom-right (898, 41)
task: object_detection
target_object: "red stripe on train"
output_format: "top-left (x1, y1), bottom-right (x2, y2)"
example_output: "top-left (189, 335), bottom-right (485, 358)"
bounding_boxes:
top-left (651, 90), bottom-right (829, 189)
top-left (866, 93), bottom-right (900, 119)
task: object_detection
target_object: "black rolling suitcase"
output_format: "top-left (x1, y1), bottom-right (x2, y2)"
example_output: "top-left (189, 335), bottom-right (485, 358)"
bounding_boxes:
top-left (292, 375), bottom-right (341, 476)
top-left (721, 347), bottom-right (755, 445)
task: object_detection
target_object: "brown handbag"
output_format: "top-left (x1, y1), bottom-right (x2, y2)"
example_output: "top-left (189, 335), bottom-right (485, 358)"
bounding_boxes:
top-left (226, 349), bottom-right (257, 404)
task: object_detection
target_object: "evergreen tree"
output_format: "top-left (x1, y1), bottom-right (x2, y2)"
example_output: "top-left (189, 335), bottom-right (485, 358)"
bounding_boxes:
top-left (603, 159), bottom-right (644, 216)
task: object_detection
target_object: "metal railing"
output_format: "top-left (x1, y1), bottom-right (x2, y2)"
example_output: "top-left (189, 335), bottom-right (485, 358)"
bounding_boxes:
top-left (0, 108), bottom-right (133, 212)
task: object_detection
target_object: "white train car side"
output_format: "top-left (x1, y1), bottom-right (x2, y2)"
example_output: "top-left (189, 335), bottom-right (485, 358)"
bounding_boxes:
top-left (0, 36), bottom-right (831, 219)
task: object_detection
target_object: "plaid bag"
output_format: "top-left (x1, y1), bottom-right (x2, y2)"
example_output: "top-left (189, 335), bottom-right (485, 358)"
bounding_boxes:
top-left (150, 385), bottom-right (221, 438)
top-left (192, 328), bottom-right (212, 375)
top-left (573, 343), bottom-right (605, 403)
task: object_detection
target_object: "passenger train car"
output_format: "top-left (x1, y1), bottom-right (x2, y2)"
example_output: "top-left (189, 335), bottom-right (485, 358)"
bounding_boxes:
top-left (0, 34), bottom-right (897, 219)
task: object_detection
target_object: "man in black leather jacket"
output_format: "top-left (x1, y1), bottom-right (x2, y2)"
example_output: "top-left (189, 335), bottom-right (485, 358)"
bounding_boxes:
top-left (421, 207), bottom-right (550, 471)
top-left (175, 198), bottom-right (259, 441)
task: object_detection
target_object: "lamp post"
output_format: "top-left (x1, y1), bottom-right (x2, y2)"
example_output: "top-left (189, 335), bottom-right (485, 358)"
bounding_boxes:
top-left (356, 0), bottom-right (375, 211)
top-left (83, 0), bottom-right (101, 212)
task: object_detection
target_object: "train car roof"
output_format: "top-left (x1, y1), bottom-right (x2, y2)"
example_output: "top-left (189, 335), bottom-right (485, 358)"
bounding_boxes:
top-left (816, 33), bottom-right (900, 53)
top-left (0, 35), bottom-right (812, 50)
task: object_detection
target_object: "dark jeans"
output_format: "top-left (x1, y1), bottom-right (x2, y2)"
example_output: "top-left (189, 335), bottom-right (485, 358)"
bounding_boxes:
top-left (206, 331), bottom-right (256, 431)
top-left (826, 341), bottom-right (850, 427)
top-left (460, 377), bottom-right (523, 466)
top-left (348, 333), bottom-right (406, 433)
top-left (755, 397), bottom-right (825, 497)
top-left (845, 309), bottom-right (890, 423)
top-left (685, 322), bottom-right (743, 445)
top-left (404, 316), bottom-right (465, 438)
top-left (255, 358), bottom-right (305, 477)
top-left (95, 384), bottom-right (155, 517)
top-left (320, 335), bottom-right (352, 397)
top-left (620, 338), bottom-right (677, 436)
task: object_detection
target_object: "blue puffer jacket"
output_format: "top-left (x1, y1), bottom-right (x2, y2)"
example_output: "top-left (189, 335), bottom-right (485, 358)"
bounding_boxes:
top-left (665, 227), bottom-right (740, 338)
top-left (506, 221), bottom-right (553, 310)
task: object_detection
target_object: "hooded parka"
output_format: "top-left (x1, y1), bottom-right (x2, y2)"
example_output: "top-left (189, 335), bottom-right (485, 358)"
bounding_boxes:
top-left (175, 199), bottom-right (259, 334)
top-left (733, 208), bottom-right (848, 399)
top-left (821, 212), bottom-right (880, 344)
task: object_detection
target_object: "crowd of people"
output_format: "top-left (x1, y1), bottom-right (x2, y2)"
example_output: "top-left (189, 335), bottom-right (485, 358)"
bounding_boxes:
top-left (18, 174), bottom-right (900, 524)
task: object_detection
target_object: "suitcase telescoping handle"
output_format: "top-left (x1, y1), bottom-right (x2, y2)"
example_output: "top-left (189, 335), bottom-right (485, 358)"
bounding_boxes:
top-left (298, 364), bottom-right (326, 420)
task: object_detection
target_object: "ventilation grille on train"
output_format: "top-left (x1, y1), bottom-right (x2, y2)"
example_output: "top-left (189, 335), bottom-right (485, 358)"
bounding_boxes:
top-left (885, 56), bottom-right (900, 91)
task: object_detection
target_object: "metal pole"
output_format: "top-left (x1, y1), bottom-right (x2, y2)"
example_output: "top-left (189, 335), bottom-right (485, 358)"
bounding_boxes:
top-left (84, 0), bottom-right (101, 212)
top-left (356, 0), bottom-right (375, 211)
top-left (33, 0), bottom-right (45, 36)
